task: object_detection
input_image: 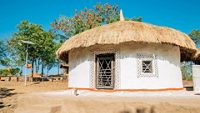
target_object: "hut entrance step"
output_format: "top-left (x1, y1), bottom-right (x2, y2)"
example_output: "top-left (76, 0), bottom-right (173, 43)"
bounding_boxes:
top-left (96, 53), bottom-right (115, 89)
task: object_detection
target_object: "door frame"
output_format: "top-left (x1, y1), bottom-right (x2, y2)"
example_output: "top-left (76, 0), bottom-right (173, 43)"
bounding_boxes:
top-left (95, 53), bottom-right (115, 90)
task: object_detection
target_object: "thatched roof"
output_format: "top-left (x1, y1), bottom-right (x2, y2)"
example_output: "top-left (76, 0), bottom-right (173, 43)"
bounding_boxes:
top-left (60, 64), bottom-right (69, 68)
top-left (56, 21), bottom-right (196, 61)
top-left (193, 49), bottom-right (200, 64)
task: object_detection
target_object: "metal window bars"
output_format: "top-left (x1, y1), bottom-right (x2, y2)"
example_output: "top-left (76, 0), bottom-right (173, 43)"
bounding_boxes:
top-left (142, 60), bottom-right (153, 73)
top-left (96, 54), bottom-right (115, 89)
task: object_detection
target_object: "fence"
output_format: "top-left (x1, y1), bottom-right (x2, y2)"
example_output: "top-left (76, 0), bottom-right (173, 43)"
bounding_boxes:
top-left (0, 76), bottom-right (68, 82)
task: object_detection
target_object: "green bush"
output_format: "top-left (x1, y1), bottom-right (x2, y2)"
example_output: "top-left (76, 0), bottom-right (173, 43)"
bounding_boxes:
top-left (181, 62), bottom-right (193, 81)
top-left (0, 68), bottom-right (20, 77)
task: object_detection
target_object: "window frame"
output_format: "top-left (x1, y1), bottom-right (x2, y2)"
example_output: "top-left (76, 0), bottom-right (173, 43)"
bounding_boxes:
top-left (137, 54), bottom-right (158, 77)
top-left (141, 60), bottom-right (153, 74)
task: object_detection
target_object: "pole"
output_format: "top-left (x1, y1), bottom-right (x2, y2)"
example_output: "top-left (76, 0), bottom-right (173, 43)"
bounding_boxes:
top-left (25, 45), bottom-right (28, 86)
top-left (19, 40), bottom-right (35, 86)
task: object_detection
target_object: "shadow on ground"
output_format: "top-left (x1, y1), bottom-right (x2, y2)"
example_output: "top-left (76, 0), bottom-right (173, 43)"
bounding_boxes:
top-left (0, 88), bottom-right (16, 109)
top-left (120, 106), bottom-right (156, 113)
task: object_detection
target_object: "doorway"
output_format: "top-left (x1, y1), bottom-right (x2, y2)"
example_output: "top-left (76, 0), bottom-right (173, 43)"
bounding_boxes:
top-left (96, 53), bottom-right (115, 89)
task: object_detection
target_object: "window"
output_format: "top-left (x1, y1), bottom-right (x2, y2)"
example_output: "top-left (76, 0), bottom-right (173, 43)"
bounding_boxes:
top-left (142, 60), bottom-right (153, 73)
top-left (137, 54), bottom-right (158, 77)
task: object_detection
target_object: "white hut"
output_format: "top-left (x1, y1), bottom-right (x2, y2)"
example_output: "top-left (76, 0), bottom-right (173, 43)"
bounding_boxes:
top-left (57, 13), bottom-right (196, 91)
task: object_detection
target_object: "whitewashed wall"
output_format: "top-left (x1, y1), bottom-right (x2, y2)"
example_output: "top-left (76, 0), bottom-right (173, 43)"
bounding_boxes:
top-left (192, 65), bottom-right (200, 92)
top-left (68, 43), bottom-right (183, 89)
top-left (119, 43), bottom-right (183, 89)
top-left (68, 48), bottom-right (91, 88)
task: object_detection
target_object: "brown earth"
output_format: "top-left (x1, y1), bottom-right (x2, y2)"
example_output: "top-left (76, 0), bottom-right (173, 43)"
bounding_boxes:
top-left (15, 91), bottom-right (200, 113)
top-left (1, 81), bottom-right (200, 113)
top-left (0, 81), bottom-right (67, 113)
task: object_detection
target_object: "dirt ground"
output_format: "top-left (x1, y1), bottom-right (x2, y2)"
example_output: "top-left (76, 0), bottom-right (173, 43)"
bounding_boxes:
top-left (0, 81), bottom-right (67, 113)
top-left (1, 81), bottom-right (200, 113)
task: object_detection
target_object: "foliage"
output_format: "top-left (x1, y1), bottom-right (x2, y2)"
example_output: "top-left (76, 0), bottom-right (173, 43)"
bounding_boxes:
top-left (125, 17), bottom-right (142, 22)
top-left (1, 3), bottom-right (143, 76)
top-left (0, 40), bottom-right (8, 65)
top-left (181, 62), bottom-right (193, 81)
top-left (8, 20), bottom-right (42, 66)
top-left (40, 31), bottom-right (59, 72)
top-left (0, 68), bottom-right (20, 77)
top-left (8, 20), bottom-right (58, 76)
top-left (0, 58), bottom-right (11, 67)
top-left (51, 3), bottom-right (142, 41)
top-left (189, 30), bottom-right (200, 47)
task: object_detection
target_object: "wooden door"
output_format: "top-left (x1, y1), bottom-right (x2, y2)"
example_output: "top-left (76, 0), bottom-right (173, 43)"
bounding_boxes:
top-left (96, 53), bottom-right (115, 89)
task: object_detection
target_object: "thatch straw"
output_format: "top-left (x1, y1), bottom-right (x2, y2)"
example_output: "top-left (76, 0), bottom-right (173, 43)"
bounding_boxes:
top-left (56, 21), bottom-right (196, 61)
top-left (193, 49), bottom-right (200, 64)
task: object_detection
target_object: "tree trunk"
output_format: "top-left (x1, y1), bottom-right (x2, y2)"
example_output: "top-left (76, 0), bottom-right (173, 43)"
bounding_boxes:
top-left (31, 59), bottom-right (34, 77)
top-left (41, 64), bottom-right (44, 77)
top-left (20, 66), bottom-right (23, 76)
top-left (31, 59), bottom-right (35, 82)
top-left (57, 60), bottom-right (59, 76)
top-left (46, 65), bottom-right (49, 77)
top-left (35, 59), bottom-right (38, 74)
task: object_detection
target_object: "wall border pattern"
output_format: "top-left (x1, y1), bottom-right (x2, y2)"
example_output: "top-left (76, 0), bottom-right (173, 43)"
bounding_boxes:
top-left (137, 54), bottom-right (158, 78)
top-left (89, 48), bottom-right (120, 89)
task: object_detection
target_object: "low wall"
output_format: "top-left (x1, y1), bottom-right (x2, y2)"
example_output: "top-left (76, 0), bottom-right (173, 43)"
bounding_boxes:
top-left (0, 76), bottom-right (67, 82)
top-left (0, 76), bottom-right (23, 82)
top-left (192, 65), bottom-right (200, 92)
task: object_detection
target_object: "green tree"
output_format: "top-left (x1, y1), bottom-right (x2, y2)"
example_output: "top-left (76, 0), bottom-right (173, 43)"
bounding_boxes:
top-left (51, 3), bottom-right (142, 41)
top-left (39, 31), bottom-right (58, 76)
top-left (8, 20), bottom-right (43, 76)
top-left (10, 68), bottom-right (20, 76)
top-left (180, 30), bottom-right (200, 81)
top-left (125, 17), bottom-right (142, 22)
top-left (0, 68), bottom-right (20, 77)
top-left (181, 62), bottom-right (192, 81)
top-left (189, 30), bottom-right (200, 47)
top-left (0, 40), bottom-right (21, 76)
top-left (0, 40), bottom-right (7, 65)
top-left (8, 20), bottom-right (58, 76)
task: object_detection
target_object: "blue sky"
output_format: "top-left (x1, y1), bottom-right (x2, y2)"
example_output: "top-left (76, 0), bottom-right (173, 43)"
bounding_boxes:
top-left (0, 0), bottom-right (200, 40)
top-left (0, 0), bottom-right (200, 75)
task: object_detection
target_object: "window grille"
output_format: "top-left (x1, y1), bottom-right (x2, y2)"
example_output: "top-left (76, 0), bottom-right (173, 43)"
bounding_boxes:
top-left (137, 54), bottom-right (158, 77)
top-left (142, 60), bottom-right (153, 73)
top-left (96, 53), bottom-right (115, 89)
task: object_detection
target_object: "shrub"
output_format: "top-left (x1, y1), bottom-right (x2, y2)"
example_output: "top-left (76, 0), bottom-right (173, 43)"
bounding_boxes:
top-left (0, 68), bottom-right (20, 77)
top-left (181, 62), bottom-right (193, 81)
